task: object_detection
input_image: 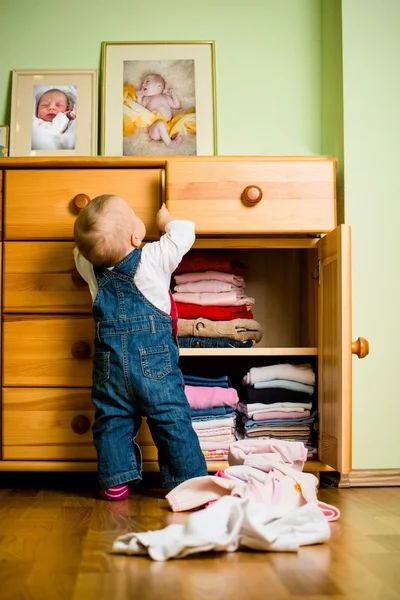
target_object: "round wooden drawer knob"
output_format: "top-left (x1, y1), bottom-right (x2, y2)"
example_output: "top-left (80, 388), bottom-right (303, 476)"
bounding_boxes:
top-left (71, 269), bottom-right (88, 287)
top-left (351, 337), bottom-right (369, 359)
top-left (241, 185), bottom-right (263, 206)
top-left (71, 415), bottom-right (91, 435)
top-left (72, 193), bottom-right (91, 213)
top-left (71, 340), bottom-right (91, 359)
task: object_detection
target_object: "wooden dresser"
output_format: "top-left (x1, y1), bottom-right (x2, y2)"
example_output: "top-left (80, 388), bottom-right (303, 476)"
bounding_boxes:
top-left (0, 156), bottom-right (369, 481)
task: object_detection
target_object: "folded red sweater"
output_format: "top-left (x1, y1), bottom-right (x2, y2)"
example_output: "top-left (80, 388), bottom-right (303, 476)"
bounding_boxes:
top-left (175, 302), bottom-right (254, 321)
top-left (174, 250), bottom-right (246, 276)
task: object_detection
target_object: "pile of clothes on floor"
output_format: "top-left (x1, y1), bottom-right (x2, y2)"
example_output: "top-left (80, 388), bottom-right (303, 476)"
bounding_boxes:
top-left (173, 250), bottom-right (263, 348)
top-left (112, 439), bottom-right (340, 560)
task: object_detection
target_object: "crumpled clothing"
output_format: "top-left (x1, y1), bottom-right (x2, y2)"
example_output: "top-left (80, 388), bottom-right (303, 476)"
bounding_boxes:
top-left (111, 496), bottom-right (331, 561)
top-left (166, 439), bottom-right (340, 522)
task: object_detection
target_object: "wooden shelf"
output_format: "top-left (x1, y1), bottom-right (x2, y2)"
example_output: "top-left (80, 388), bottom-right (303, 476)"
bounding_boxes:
top-left (179, 347), bottom-right (318, 356)
top-left (0, 459), bottom-right (334, 473)
top-left (193, 238), bottom-right (319, 249)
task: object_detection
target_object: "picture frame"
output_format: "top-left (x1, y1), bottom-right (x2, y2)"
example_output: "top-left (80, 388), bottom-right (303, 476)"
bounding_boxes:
top-left (9, 69), bottom-right (98, 157)
top-left (101, 41), bottom-right (217, 157)
top-left (0, 125), bottom-right (9, 157)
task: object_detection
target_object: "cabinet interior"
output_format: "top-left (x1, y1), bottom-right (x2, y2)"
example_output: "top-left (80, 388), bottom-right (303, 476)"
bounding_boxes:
top-left (179, 247), bottom-right (319, 349)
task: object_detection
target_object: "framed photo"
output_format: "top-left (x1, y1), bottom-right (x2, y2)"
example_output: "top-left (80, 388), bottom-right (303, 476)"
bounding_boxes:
top-left (0, 125), bottom-right (9, 157)
top-left (9, 69), bottom-right (98, 157)
top-left (101, 41), bottom-right (217, 157)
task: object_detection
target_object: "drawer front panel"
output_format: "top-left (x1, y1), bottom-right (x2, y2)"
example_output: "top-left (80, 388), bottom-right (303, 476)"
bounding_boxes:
top-left (2, 388), bottom-right (156, 461)
top-left (3, 241), bottom-right (92, 313)
top-left (4, 169), bottom-right (162, 240)
top-left (166, 159), bottom-right (337, 234)
top-left (3, 316), bottom-right (95, 386)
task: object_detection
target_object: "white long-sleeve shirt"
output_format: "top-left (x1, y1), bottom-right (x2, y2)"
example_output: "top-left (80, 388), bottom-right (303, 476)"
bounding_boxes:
top-left (73, 220), bottom-right (195, 314)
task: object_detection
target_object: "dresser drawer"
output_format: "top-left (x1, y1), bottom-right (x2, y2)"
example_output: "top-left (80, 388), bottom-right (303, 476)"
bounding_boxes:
top-left (4, 168), bottom-right (162, 240)
top-left (2, 388), bottom-right (157, 461)
top-left (3, 316), bottom-right (95, 386)
top-left (166, 158), bottom-right (337, 234)
top-left (3, 241), bottom-right (91, 313)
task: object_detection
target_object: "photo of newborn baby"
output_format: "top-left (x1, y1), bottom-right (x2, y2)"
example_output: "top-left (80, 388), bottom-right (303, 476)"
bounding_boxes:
top-left (122, 59), bottom-right (196, 156)
top-left (31, 85), bottom-right (77, 151)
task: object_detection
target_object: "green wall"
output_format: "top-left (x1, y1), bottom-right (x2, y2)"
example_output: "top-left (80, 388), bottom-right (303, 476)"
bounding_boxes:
top-left (342, 0), bottom-right (400, 469)
top-left (0, 0), bottom-right (322, 155)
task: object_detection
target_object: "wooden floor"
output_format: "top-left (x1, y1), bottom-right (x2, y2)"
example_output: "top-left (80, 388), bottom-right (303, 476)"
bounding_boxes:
top-left (0, 473), bottom-right (400, 600)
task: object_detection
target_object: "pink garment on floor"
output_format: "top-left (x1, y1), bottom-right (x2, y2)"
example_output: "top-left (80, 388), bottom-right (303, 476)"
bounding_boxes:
top-left (166, 439), bottom-right (340, 522)
top-left (252, 410), bottom-right (311, 421)
top-left (174, 280), bottom-right (244, 294)
top-left (173, 291), bottom-right (255, 306)
top-left (185, 385), bottom-right (239, 410)
top-left (174, 271), bottom-right (245, 286)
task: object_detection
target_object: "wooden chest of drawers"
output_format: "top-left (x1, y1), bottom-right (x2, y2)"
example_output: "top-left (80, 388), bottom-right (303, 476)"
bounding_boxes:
top-left (0, 156), bottom-right (368, 480)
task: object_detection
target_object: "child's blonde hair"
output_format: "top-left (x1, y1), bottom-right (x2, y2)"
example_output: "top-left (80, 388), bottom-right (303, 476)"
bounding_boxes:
top-left (74, 194), bottom-right (134, 267)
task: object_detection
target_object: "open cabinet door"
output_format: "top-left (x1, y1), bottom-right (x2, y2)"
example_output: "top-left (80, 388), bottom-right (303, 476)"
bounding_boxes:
top-left (318, 225), bottom-right (352, 473)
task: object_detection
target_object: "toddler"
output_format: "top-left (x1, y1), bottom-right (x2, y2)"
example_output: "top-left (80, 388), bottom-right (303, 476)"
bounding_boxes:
top-left (73, 195), bottom-right (207, 500)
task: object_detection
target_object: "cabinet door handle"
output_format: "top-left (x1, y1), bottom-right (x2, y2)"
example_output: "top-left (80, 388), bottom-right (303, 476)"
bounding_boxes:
top-left (241, 185), bottom-right (263, 206)
top-left (71, 269), bottom-right (88, 287)
top-left (71, 415), bottom-right (91, 435)
top-left (352, 337), bottom-right (369, 359)
top-left (72, 193), bottom-right (91, 213)
top-left (71, 340), bottom-right (91, 359)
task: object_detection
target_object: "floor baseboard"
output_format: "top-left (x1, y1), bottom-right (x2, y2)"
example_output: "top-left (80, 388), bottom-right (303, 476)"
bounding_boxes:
top-left (339, 469), bottom-right (400, 488)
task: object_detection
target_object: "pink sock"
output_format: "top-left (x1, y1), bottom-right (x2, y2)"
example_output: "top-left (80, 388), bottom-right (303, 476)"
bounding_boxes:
top-left (100, 484), bottom-right (130, 501)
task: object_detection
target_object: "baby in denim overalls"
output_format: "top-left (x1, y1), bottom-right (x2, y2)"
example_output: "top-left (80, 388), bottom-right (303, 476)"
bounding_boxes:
top-left (73, 194), bottom-right (207, 500)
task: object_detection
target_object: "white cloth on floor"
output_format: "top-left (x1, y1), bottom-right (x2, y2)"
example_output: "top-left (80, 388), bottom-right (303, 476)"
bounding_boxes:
top-left (111, 495), bottom-right (330, 561)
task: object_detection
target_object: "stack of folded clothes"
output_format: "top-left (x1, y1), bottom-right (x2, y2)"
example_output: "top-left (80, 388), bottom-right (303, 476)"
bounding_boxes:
top-left (237, 363), bottom-right (318, 459)
top-left (183, 373), bottom-right (239, 462)
top-left (173, 251), bottom-right (263, 348)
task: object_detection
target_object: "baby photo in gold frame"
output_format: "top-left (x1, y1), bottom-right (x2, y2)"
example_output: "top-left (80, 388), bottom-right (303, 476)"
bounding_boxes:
top-left (101, 41), bottom-right (217, 157)
top-left (9, 69), bottom-right (98, 157)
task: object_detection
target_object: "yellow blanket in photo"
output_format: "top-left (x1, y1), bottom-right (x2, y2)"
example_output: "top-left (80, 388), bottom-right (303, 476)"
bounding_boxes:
top-left (123, 83), bottom-right (196, 138)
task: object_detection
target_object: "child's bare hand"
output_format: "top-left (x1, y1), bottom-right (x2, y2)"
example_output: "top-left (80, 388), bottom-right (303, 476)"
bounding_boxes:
top-left (156, 203), bottom-right (172, 231)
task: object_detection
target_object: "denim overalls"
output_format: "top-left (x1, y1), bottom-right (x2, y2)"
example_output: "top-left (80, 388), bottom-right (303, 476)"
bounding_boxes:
top-left (91, 248), bottom-right (207, 489)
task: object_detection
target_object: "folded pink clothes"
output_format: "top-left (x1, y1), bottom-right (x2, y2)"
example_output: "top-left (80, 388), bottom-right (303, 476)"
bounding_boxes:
top-left (252, 410), bottom-right (311, 421)
top-left (165, 439), bottom-right (340, 522)
top-left (173, 291), bottom-right (255, 306)
top-left (185, 385), bottom-right (239, 410)
top-left (197, 433), bottom-right (236, 442)
top-left (175, 271), bottom-right (245, 286)
top-left (200, 440), bottom-right (233, 451)
top-left (196, 428), bottom-right (234, 437)
top-left (174, 280), bottom-right (244, 293)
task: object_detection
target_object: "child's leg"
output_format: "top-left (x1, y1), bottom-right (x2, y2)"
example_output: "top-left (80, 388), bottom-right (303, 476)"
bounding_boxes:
top-left (92, 382), bottom-right (143, 498)
top-left (140, 367), bottom-right (208, 489)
